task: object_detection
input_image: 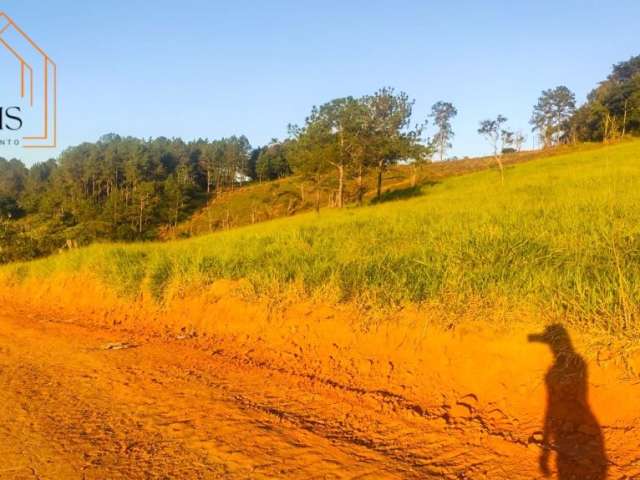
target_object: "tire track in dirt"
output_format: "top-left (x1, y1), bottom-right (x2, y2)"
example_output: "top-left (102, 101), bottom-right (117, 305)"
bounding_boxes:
top-left (0, 338), bottom-right (227, 478)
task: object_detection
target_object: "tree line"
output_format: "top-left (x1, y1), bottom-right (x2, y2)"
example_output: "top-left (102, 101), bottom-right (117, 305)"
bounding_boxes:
top-left (527, 55), bottom-right (640, 146)
top-left (473, 55), bottom-right (639, 179)
top-left (0, 135), bottom-right (256, 261)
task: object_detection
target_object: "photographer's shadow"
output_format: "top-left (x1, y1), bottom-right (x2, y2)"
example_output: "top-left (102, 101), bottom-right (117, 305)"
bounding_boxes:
top-left (529, 324), bottom-right (608, 479)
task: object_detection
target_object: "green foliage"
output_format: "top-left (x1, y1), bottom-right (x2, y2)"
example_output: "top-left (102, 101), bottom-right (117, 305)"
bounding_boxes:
top-left (0, 196), bottom-right (22, 219)
top-left (0, 220), bottom-right (45, 263)
top-left (0, 135), bottom-right (257, 261)
top-left (429, 101), bottom-right (458, 161)
top-left (478, 115), bottom-right (511, 162)
top-left (530, 86), bottom-right (576, 147)
top-left (290, 88), bottom-right (430, 207)
top-left (5, 141), bottom-right (640, 333)
top-left (572, 55), bottom-right (640, 142)
top-left (0, 158), bottom-right (28, 198)
top-left (255, 140), bottom-right (292, 181)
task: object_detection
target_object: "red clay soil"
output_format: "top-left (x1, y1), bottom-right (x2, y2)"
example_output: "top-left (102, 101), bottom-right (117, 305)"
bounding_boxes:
top-left (0, 280), bottom-right (639, 479)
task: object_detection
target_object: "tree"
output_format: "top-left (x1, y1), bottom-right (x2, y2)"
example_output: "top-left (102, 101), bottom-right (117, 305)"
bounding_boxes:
top-left (0, 158), bottom-right (28, 199)
top-left (501, 129), bottom-right (515, 152)
top-left (362, 88), bottom-right (422, 199)
top-left (478, 115), bottom-right (508, 182)
top-left (291, 97), bottom-right (369, 208)
top-left (293, 101), bottom-right (343, 208)
top-left (222, 136), bottom-right (252, 191)
top-left (530, 86), bottom-right (576, 147)
top-left (255, 140), bottom-right (292, 182)
top-left (408, 139), bottom-right (432, 187)
top-left (429, 101), bottom-right (457, 161)
top-left (287, 123), bottom-right (331, 213)
top-left (198, 142), bottom-right (218, 194)
top-left (513, 131), bottom-right (527, 152)
top-left (0, 195), bottom-right (21, 219)
top-left (326, 98), bottom-right (368, 208)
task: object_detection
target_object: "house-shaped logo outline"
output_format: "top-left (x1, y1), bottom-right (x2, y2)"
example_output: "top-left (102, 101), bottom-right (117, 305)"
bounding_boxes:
top-left (0, 12), bottom-right (57, 148)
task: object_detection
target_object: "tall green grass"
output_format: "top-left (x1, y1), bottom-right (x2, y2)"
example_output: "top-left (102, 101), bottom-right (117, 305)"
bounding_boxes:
top-left (3, 141), bottom-right (639, 333)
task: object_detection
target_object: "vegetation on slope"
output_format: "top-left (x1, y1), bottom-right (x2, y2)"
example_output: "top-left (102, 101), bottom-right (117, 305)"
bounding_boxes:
top-left (3, 141), bottom-right (639, 334)
top-left (168, 144), bottom-right (594, 239)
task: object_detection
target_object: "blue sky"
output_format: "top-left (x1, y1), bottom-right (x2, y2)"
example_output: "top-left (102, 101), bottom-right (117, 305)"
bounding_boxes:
top-left (1, 0), bottom-right (639, 165)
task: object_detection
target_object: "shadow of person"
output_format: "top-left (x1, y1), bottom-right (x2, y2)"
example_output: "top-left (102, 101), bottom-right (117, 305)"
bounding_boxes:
top-left (528, 324), bottom-right (608, 479)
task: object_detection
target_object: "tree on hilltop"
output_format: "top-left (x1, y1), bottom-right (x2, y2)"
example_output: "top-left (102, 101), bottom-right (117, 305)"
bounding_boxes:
top-left (478, 115), bottom-right (509, 182)
top-left (362, 88), bottom-right (420, 200)
top-left (289, 88), bottom-right (427, 207)
top-left (429, 101), bottom-right (457, 161)
top-left (530, 86), bottom-right (576, 147)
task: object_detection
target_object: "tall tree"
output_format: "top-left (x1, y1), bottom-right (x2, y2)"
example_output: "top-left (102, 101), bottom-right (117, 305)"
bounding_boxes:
top-left (530, 86), bottom-right (576, 147)
top-left (362, 88), bottom-right (420, 199)
top-left (429, 101), bottom-right (457, 161)
top-left (198, 142), bottom-right (217, 194)
top-left (287, 123), bottom-right (331, 213)
top-left (291, 97), bottom-right (369, 208)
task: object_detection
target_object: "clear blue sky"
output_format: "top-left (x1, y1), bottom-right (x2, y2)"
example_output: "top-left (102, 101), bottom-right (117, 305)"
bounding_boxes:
top-left (2, 0), bottom-right (639, 165)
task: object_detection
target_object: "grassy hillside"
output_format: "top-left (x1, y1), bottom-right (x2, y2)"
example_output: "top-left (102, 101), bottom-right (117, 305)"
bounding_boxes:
top-left (3, 141), bottom-right (639, 333)
top-left (164, 144), bottom-right (597, 239)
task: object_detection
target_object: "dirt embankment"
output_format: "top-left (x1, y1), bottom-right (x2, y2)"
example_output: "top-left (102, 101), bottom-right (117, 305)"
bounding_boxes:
top-left (1, 276), bottom-right (639, 479)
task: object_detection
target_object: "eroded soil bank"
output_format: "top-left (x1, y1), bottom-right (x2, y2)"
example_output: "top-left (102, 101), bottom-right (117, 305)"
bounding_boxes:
top-left (1, 277), bottom-right (639, 479)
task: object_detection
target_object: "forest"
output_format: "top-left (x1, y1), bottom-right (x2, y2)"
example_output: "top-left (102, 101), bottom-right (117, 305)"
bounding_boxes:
top-left (0, 55), bottom-right (639, 264)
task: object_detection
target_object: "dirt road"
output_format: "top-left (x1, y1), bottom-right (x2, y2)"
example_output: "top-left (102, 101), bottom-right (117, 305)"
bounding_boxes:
top-left (0, 310), bottom-right (637, 479)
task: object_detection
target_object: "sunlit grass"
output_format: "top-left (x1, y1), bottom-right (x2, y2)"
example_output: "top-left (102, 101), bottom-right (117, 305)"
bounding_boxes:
top-left (3, 140), bottom-right (639, 333)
